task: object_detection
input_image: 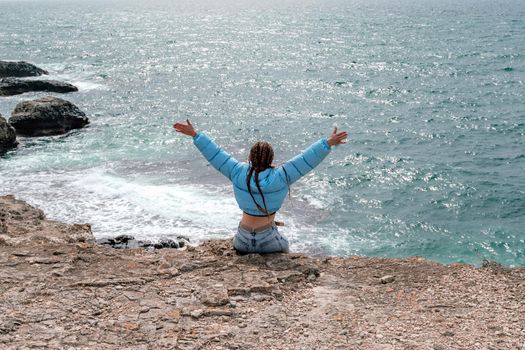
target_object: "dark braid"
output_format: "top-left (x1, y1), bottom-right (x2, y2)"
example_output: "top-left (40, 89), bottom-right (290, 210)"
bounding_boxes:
top-left (246, 141), bottom-right (274, 215)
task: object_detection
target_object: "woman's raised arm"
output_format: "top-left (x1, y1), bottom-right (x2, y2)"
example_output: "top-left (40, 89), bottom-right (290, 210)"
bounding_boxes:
top-left (276, 127), bottom-right (347, 185)
top-left (173, 119), bottom-right (242, 181)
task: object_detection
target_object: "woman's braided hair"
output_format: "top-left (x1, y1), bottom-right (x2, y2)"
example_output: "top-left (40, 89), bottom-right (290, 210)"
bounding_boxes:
top-left (246, 141), bottom-right (274, 215)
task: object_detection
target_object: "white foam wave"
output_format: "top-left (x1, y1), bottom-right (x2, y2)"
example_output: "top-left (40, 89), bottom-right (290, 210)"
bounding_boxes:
top-left (38, 63), bottom-right (108, 91)
top-left (1, 165), bottom-right (339, 253)
top-left (69, 169), bottom-right (241, 241)
top-left (71, 80), bottom-right (107, 91)
top-left (1, 168), bottom-right (242, 242)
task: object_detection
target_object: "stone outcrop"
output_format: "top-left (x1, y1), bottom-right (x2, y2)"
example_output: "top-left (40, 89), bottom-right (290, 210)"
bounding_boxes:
top-left (0, 78), bottom-right (78, 96)
top-left (0, 195), bottom-right (93, 245)
top-left (0, 114), bottom-right (17, 154)
top-left (9, 96), bottom-right (89, 136)
top-left (0, 61), bottom-right (48, 78)
top-left (0, 195), bottom-right (524, 349)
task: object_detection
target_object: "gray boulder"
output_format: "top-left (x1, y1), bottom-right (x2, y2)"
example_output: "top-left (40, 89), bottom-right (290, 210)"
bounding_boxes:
top-left (9, 96), bottom-right (89, 136)
top-left (0, 114), bottom-right (17, 154)
top-left (0, 78), bottom-right (78, 96)
top-left (0, 61), bottom-right (48, 78)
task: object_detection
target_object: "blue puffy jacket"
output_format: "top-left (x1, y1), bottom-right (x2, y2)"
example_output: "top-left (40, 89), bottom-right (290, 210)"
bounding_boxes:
top-left (192, 132), bottom-right (332, 216)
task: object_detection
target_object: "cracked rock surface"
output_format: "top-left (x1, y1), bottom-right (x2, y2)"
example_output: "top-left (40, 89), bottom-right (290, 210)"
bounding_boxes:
top-left (0, 196), bottom-right (524, 349)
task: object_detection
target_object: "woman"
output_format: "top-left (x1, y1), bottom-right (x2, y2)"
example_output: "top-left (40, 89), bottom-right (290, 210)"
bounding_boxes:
top-left (173, 119), bottom-right (347, 254)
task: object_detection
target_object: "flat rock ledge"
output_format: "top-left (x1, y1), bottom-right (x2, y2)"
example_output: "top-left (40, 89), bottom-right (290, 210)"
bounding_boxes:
top-left (0, 196), bottom-right (524, 350)
top-left (0, 61), bottom-right (48, 78)
top-left (0, 114), bottom-right (17, 154)
top-left (0, 78), bottom-right (78, 96)
top-left (9, 96), bottom-right (89, 136)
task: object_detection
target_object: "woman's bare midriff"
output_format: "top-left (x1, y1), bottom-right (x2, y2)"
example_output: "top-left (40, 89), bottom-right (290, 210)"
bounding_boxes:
top-left (240, 212), bottom-right (276, 231)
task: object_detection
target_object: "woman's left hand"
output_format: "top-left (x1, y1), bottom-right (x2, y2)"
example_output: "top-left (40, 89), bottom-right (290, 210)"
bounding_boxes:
top-left (327, 127), bottom-right (348, 146)
top-left (173, 119), bottom-right (197, 137)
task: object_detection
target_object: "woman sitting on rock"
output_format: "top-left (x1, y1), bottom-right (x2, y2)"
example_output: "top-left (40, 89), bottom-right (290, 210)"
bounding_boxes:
top-left (173, 120), bottom-right (347, 254)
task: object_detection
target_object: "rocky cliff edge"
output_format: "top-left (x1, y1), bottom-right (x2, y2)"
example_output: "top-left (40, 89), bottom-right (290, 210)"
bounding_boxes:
top-left (0, 195), bottom-right (523, 349)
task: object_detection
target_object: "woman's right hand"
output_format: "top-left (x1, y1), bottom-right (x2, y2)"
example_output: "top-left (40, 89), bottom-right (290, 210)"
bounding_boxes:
top-left (173, 119), bottom-right (197, 137)
top-left (327, 127), bottom-right (348, 146)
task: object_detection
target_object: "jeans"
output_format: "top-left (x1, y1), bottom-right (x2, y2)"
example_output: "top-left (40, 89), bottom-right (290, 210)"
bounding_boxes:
top-left (233, 224), bottom-right (290, 254)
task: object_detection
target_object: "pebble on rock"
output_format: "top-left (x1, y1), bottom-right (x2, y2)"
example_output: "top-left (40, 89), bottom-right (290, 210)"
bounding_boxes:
top-left (380, 275), bottom-right (395, 284)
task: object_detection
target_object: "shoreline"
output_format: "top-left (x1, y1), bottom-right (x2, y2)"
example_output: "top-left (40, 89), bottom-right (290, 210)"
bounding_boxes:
top-left (1, 191), bottom-right (518, 269)
top-left (1, 195), bottom-right (524, 349)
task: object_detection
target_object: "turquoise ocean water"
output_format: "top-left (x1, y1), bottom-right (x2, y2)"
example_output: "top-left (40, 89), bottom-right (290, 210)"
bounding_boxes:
top-left (0, 0), bottom-right (524, 266)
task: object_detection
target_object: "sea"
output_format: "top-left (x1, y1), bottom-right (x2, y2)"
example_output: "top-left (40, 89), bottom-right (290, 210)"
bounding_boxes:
top-left (0, 0), bottom-right (524, 266)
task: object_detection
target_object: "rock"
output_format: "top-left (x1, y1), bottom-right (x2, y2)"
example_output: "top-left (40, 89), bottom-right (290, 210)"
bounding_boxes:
top-left (96, 234), bottom-right (190, 250)
top-left (307, 273), bottom-right (317, 281)
top-left (0, 61), bottom-right (48, 78)
top-left (380, 275), bottom-right (395, 284)
top-left (0, 318), bottom-right (22, 334)
top-left (0, 195), bottom-right (93, 245)
top-left (200, 287), bottom-right (230, 307)
top-left (190, 309), bottom-right (204, 318)
top-left (251, 293), bottom-right (273, 302)
top-left (0, 114), bottom-right (17, 153)
top-left (204, 308), bottom-right (233, 317)
top-left (113, 234), bottom-right (134, 243)
top-left (276, 271), bottom-right (304, 283)
top-left (177, 235), bottom-right (190, 242)
top-left (155, 238), bottom-right (180, 249)
top-left (96, 235), bottom-right (138, 249)
top-left (302, 266), bottom-right (320, 281)
top-left (0, 78), bottom-right (78, 96)
top-left (9, 96), bottom-right (89, 136)
top-left (179, 261), bottom-right (207, 272)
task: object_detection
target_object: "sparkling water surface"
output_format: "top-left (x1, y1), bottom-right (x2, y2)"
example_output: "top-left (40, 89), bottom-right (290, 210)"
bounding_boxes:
top-left (1, 0), bottom-right (524, 265)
